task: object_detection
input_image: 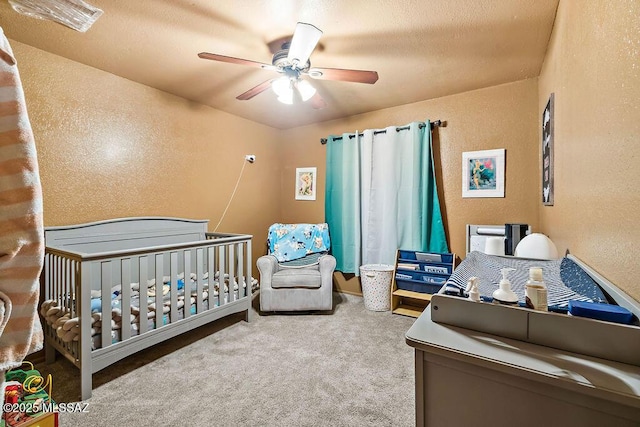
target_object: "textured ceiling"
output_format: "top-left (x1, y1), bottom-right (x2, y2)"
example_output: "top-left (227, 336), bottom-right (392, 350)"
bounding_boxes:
top-left (0, 0), bottom-right (559, 129)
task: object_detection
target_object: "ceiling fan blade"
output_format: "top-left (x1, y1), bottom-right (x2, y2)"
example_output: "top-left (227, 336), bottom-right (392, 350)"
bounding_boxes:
top-left (310, 92), bottom-right (327, 110)
top-left (236, 79), bottom-right (275, 100)
top-left (198, 52), bottom-right (276, 71)
top-left (307, 67), bottom-right (379, 84)
top-left (287, 22), bottom-right (322, 68)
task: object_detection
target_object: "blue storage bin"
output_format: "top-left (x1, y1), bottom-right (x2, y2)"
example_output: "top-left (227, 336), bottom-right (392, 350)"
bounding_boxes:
top-left (397, 261), bottom-right (453, 274)
top-left (394, 249), bottom-right (455, 295)
top-left (395, 277), bottom-right (444, 294)
top-left (398, 252), bottom-right (454, 275)
top-left (396, 270), bottom-right (448, 284)
top-left (398, 250), bottom-right (454, 265)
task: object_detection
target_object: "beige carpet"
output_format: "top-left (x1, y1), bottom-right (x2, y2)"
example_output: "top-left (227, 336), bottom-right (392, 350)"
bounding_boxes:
top-left (36, 293), bottom-right (416, 426)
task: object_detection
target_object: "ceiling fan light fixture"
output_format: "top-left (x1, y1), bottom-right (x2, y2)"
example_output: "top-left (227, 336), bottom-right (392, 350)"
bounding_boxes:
top-left (271, 76), bottom-right (291, 97)
top-left (296, 79), bottom-right (316, 102)
top-left (272, 76), bottom-right (294, 104)
top-left (277, 92), bottom-right (294, 105)
top-left (198, 22), bottom-right (377, 107)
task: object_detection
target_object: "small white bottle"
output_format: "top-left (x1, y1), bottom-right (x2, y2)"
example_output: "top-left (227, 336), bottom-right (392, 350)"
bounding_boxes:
top-left (525, 267), bottom-right (548, 311)
top-left (466, 277), bottom-right (481, 302)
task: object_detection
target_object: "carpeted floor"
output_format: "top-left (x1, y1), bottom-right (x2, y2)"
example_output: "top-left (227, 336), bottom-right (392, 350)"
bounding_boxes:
top-left (35, 293), bottom-right (417, 426)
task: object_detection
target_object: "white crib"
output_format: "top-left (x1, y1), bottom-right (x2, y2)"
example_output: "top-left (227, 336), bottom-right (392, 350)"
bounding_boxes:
top-left (42, 217), bottom-right (253, 400)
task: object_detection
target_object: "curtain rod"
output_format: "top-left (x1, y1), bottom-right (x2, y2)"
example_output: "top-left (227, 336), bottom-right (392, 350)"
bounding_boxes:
top-left (320, 120), bottom-right (444, 145)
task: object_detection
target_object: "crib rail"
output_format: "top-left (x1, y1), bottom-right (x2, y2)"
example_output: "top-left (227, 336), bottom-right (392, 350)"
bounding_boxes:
top-left (43, 233), bottom-right (252, 368)
top-left (47, 233), bottom-right (251, 261)
top-left (43, 250), bottom-right (81, 364)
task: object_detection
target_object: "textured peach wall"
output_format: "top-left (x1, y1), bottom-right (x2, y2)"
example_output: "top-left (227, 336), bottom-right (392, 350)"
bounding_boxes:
top-left (538, 1), bottom-right (640, 302)
top-left (13, 41), bottom-right (282, 271)
top-left (280, 80), bottom-right (540, 294)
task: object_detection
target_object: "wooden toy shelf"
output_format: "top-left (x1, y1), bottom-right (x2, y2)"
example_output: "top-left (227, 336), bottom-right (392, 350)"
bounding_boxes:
top-left (391, 250), bottom-right (455, 318)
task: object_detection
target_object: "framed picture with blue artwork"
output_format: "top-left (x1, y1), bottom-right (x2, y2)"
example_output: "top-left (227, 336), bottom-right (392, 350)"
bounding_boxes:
top-left (462, 148), bottom-right (505, 198)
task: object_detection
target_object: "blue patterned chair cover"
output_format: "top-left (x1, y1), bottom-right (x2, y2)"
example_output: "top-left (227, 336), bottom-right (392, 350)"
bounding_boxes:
top-left (267, 223), bottom-right (330, 264)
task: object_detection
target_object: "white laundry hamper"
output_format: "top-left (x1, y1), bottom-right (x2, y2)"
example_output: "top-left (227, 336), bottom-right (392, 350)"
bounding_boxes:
top-left (359, 264), bottom-right (395, 311)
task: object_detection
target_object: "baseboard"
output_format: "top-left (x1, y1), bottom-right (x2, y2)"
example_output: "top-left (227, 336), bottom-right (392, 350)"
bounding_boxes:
top-left (335, 288), bottom-right (363, 297)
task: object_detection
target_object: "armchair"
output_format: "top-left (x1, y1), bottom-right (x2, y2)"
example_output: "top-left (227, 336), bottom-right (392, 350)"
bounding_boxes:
top-left (257, 223), bottom-right (336, 312)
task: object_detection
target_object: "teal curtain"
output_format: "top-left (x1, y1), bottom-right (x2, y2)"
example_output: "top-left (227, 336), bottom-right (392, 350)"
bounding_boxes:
top-left (395, 122), bottom-right (448, 254)
top-left (325, 133), bottom-right (362, 272)
top-left (419, 122), bottom-right (448, 253)
top-left (325, 121), bottom-right (448, 273)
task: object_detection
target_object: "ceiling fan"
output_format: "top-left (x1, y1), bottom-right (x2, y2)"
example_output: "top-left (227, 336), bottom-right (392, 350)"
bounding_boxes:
top-left (198, 22), bottom-right (379, 108)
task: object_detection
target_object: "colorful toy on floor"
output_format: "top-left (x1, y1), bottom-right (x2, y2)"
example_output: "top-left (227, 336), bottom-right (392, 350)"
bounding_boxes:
top-left (2, 362), bottom-right (57, 427)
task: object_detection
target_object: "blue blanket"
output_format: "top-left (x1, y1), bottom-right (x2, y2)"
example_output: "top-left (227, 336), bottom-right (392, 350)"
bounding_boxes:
top-left (268, 223), bottom-right (330, 262)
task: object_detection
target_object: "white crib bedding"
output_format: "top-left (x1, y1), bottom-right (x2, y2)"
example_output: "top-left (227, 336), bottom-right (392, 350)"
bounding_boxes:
top-left (91, 271), bottom-right (248, 309)
top-left (41, 272), bottom-right (257, 350)
top-left (93, 296), bottom-right (223, 349)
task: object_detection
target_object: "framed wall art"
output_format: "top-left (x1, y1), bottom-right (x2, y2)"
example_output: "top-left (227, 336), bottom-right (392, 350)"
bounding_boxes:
top-left (542, 93), bottom-right (554, 206)
top-left (462, 148), bottom-right (505, 198)
top-left (295, 167), bottom-right (317, 200)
